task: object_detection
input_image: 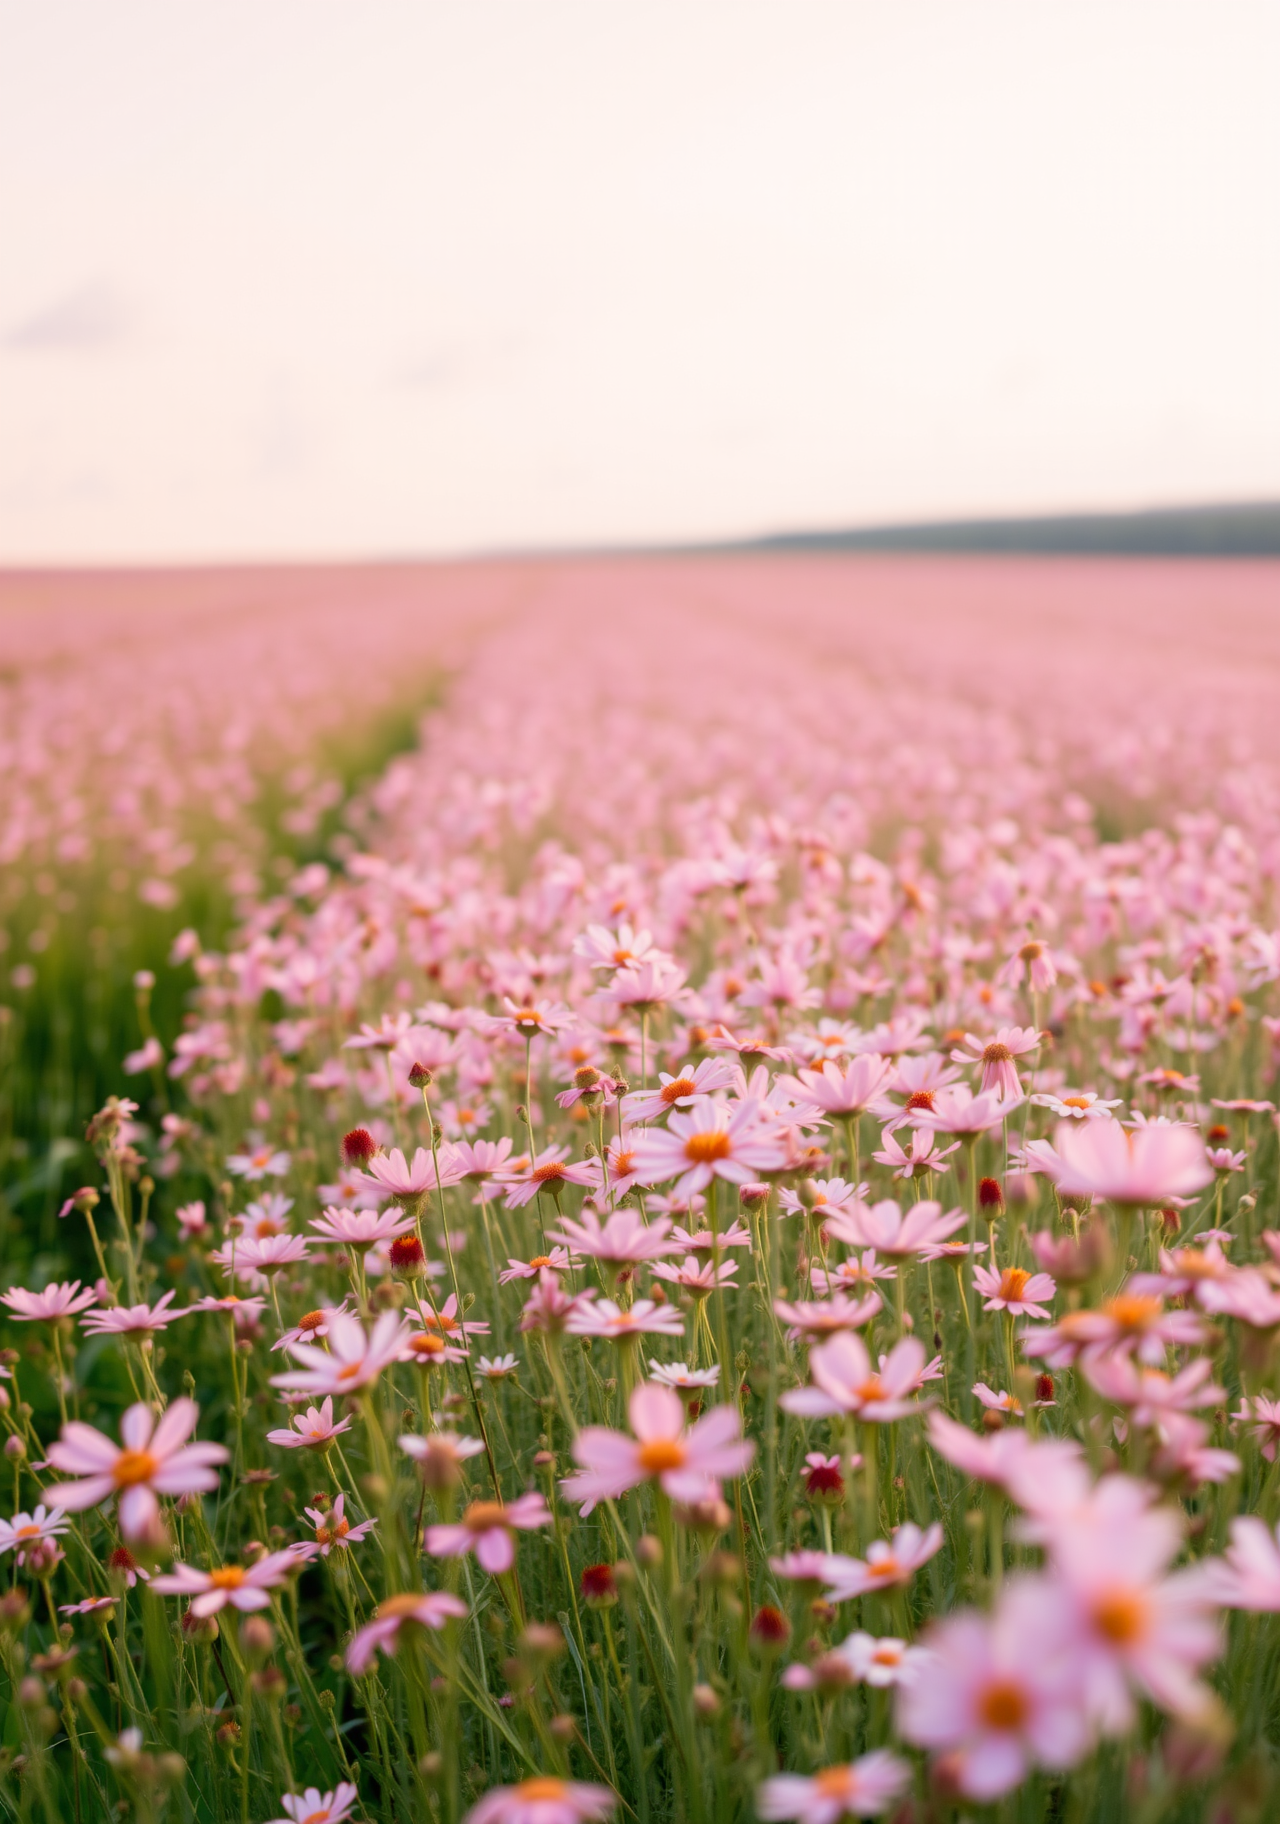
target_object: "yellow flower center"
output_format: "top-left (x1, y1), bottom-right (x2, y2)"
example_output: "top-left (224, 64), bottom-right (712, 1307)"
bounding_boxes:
top-left (208, 1566), bottom-right (246, 1590)
top-left (409, 1333), bottom-right (447, 1357)
top-left (982, 1043), bottom-right (1013, 1065)
top-left (1101, 1295), bottom-right (1162, 1332)
top-left (683, 1131), bottom-right (732, 1165)
top-left (1061, 1096), bottom-right (1091, 1110)
top-left (998, 1268), bottom-right (1032, 1302)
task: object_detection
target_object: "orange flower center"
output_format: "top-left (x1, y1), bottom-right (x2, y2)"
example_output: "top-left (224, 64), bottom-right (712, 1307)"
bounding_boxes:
top-left (661, 1077), bottom-right (697, 1104)
top-left (517, 1781), bottom-right (567, 1802)
top-left (856, 1376), bottom-right (885, 1403)
top-left (1061, 1096), bottom-right (1091, 1110)
top-left (531, 1162), bottom-right (568, 1184)
top-left (409, 1333), bottom-right (447, 1357)
top-left (336, 1360), bottom-right (365, 1379)
top-left (867, 1555), bottom-right (898, 1579)
top-left (683, 1131), bottom-right (732, 1165)
top-left (1091, 1589), bottom-right (1147, 1645)
top-left (512, 1009), bottom-right (542, 1029)
top-left (998, 1268), bottom-right (1032, 1301)
top-left (977, 1677), bottom-right (1028, 1730)
top-left (529, 1255), bottom-right (553, 1269)
top-left (15, 1523), bottom-right (40, 1538)
top-left (463, 1501), bottom-right (507, 1532)
top-left (378, 1593), bottom-right (427, 1619)
top-left (1101, 1295), bottom-right (1162, 1332)
top-left (112, 1449), bottom-right (158, 1488)
top-left (813, 1769), bottom-right (853, 1798)
top-left (637, 1438), bottom-right (687, 1474)
top-left (1019, 942), bottom-right (1044, 961)
top-left (298, 1310), bottom-right (326, 1332)
top-left (208, 1566), bottom-right (246, 1590)
top-left (982, 1043), bottom-right (1013, 1065)
top-left (613, 1150), bottom-right (636, 1173)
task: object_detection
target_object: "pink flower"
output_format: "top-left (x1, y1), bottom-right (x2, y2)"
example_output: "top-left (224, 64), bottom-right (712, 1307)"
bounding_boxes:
top-left (951, 1027), bottom-right (1041, 1099)
top-left (896, 1578), bottom-right (1093, 1799)
top-left (775, 1055), bottom-right (895, 1118)
top-left (565, 1298), bottom-right (685, 1343)
top-left (425, 1491), bottom-right (552, 1574)
top-left (211, 1233), bottom-right (311, 1280)
top-left (347, 1590), bottom-right (469, 1676)
top-left (610, 956), bottom-right (686, 1011)
top-left (463, 1777), bottom-right (617, 1824)
top-left (450, 1138), bottom-right (515, 1182)
top-left (1, 1280), bottom-right (98, 1322)
top-left (302, 1493), bottom-right (376, 1555)
top-left (623, 1057), bottom-right (735, 1121)
top-left (1198, 1516), bottom-right (1280, 1611)
top-left (226, 1144), bottom-right (291, 1180)
top-left (823, 1199), bottom-right (966, 1259)
top-left (777, 1177), bottom-right (865, 1220)
top-left (560, 1382), bottom-right (753, 1516)
top-left (500, 1146), bottom-right (602, 1209)
top-left (499, 1248), bottom-right (574, 1284)
top-left (871, 1128), bottom-right (959, 1179)
top-left (649, 1255), bottom-right (737, 1297)
top-left (411, 1292), bottom-right (490, 1340)
top-left (0, 1505), bottom-right (70, 1565)
top-left (913, 1085), bottom-right (1017, 1137)
top-left (573, 921), bottom-right (658, 973)
top-left (756, 1749), bottom-right (910, 1821)
top-left (772, 1292), bottom-right (883, 1342)
top-left (1021, 1293), bottom-right (1207, 1369)
top-left (266, 1784), bottom-right (359, 1824)
top-left (782, 1332), bottom-right (926, 1423)
top-left (972, 1263), bottom-right (1056, 1319)
top-left (309, 1205), bottom-right (417, 1245)
top-left (822, 1522), bottom-right (943, 1600)
top-left (270, 1303), bottom-right (351, 1353)
top-left (1082, 1354), bottom-right (1223, 1425)
top-left (495, 997), bottom-right (572, 1038)
top-left (997, 937), bottom-right (1059, 994)
top-left (520, 1270), bottom-right (594, 1336)
top-left (628, 1098), bottom-right (787, 1195)
top-left (1047, 1119), bottom-right (1212, 1207)
top-left (80, 1290), bottom-right (190, 1337)
top-left (151, 1546), bottom-right (309, 1616)
top-left (271, 1311), bottom-right (414, 1398)
top-left (266, 1397), bottom-right (352, 1451)
top-left (548, 1206), bottom-right (678, 1265)
top-left (927, 1416), bottom-right (1082, 1491)
top-left (1031, 1089), bottom-right (1121, 1120)
top-left (45, 1399), bottom-right (228, 1540)
top-left (1233, 1392), bottom-right (1280, 1460)
top-left (367, 1146), bottom-right (452, 1198)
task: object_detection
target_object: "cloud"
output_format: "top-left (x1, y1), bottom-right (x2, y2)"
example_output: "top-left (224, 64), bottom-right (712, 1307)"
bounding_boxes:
top-left (4, 282), bottom-right (132, 353)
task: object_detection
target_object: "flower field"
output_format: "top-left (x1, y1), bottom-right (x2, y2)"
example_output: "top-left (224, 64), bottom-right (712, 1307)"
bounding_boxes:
top-left (5, 554), bottom-right (1280, 1823)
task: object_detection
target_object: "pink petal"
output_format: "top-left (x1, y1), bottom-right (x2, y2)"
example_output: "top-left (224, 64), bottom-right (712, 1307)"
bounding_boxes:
top-left (118, 1403), bottom-right (156, 1453)
top-left (149, 1396), bottom-right (199, 1459)
top-left (629, 1381), bottom-right (684, 1442)
top-left (475, 1527), bottom-right (514, 1574)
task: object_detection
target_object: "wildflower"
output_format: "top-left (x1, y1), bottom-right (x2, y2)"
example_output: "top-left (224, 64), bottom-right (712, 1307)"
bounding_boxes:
top-left (803, 1452), bottom-right (846, 1501)
top-left (271, 1311), bottom-right (414, 1397)
top-left (1031, 1089), bottom-right (1122, 1120)
top-left (176, 1200), bottom-right (211, 1238)
top-left (367, 1145), bottom-right (457, 1198)
top-left (1048, 1120), bottom-right (1212, 1206)
top-left (347, 1590), bottom-right (469, 1676)
top-left (266, 1398), bottom-right (352, 1451)
top-left (500, 1144), bottom-right (602, 1208)
top-left (611, 956), bottom-right (687, 1011)
top-left (45, 1398), bottom-right (227, 1540)
top-left (973, 1384), bottom-right (1026, 1417)
top-left (303, 1493), bottom-right (376, 1555)
top-left (871, 1128), bottom-right (960, 1178)
top-left (520, 1269), bottom-right (594, 1336)
top-left (649, 1360), bottom-right (721, 1391)
top-left (823, 1524), bottom-right (943, 1600)
top-left (768, 1550), bottom-right (830, 1590)
top-left (896, 1578), bottom-right (1093, 1798)
top-left (496, 997), bottom-right (572, 1037)
top-left (628, 1098), bottom-right (787, 1195)
top-left (565, 1299), bottom-right (685, 1343)
top-left (0, 1506), bottom-right (69, 1565)
top-left (61, 1596), bottom-right (118, 1617)
top-left (781, 1332), bottom-right (926, 1423)
top-left (152, 1546), bottom-right (310, 1615)
top-left (1199, 1517), bottom-right (1280, 1611)
top-left (951, 1027), bottom-right (1041, 1099)
top-left (499, 1248), bottom-right (575, 1283)
top-left (1232, 1392), bottom-right (1280, 1459)
top-left (756, 1750), bottom-right (911, 1821)
top-left (1, 1280), bottom-right (99, 1322)
top-left (1082, 1355), bottom-right (1223, 1424)
top-left (478, 1353), bottom-right (519, 1379)
top-left (777, 1177), bottom-right (864, 1220)
top-left (574, 921), bottom-right (658, 972)
top-left (650, 1254), bottom-right (738, 1296)
top-left (927, 1415), bottom-right (1082, 1491)
top-left (914, 1085), bottom-right (1017, 1137)
top-left (561, 1382), bottom-right (753, 1516)
top-left (997, 936), bottom-right (1059, 993)
top-left (225, 1144), bottom-right (291, 1180)
top-left (411, 1292), bottom-right (490, 1339)
top-left (776, 1055), bottom-right (896, 1118)
top-left (425, 1491), bottom-right (552, 1572)
top-left (673, 1217), bottom-right (753, 1255)
top-left (80, 1290), bottom-right (190, 1337)
top-left (623, 1057), bottom-right (735, 1120)
top-left (265, 1785), bottom-right (360, 1824)
top-left (271, 1304), bottom-right (351, 1353)
top-left (972, 1263), bottom-right (1056, 1319)
top-left (399, 1430), bottom-right (486, 1487)
top-left (309, 1205), bottom-right (417, 1245)
top-left (548, 1205), bottom-right (678, 1264)
top-left (463, 1778), bottom-right (617, 1824)
top-left (773, 1291), bottom-right (882, 1342)
top-left (1021, 1294), bottom-right (1207, 1368)
top-left (211, 1233), bottom-right (311, 1279)
top-left (824, 1198), bottom-right (966, 1258)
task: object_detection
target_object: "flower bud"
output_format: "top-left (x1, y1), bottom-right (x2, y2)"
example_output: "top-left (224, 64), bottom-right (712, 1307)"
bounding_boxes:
top-left (4, 1435), bottom-right (25, 1462)
top-left (692, 1683), bottom-right (721, 1717)
top-left (635, 1534), bottom-right (663, 1568)
top-left (978, 1177), bottom-right (1004, 1217)
top-left (407, 1062), bottom-right (433, 1089)
top-left (341, 1128), bottom-right (377, 1166)
top-left (749, 1605), bottom-right (792, 1656)
top-left (389, 1235), bottom-right (427, 1280)
top-left (580, 1563), bottom-right (618, 1608)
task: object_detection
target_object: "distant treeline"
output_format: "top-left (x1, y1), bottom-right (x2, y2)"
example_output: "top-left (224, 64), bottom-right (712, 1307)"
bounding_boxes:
top-left (733, 501), bottom-right (1280, 557)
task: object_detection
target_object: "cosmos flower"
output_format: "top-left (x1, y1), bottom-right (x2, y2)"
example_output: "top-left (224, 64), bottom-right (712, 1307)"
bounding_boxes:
top-left (151, 1547), bottom-right (311, 1615)
top-left (622, 1057), bottom-right (735, 1121)
top-left (424, 1492), bottom-right (552, 1573)
top-left (346, 1591), bottom-right (469, 1676)
top-left (80, 1290), bottom-right (191, 1337)
top-left (1047, 1119), bottom-right (1212, 1206)
top-left (0, 1506), bottom-right (70, 1565)
top-left (45, 1399), bottom-right (228, 1541)
top-left (225, 1144), bottom-right (291, 1180)
top-left (628, 1098), bottom-right (787, 1195)
top-left (755, 1750), bottom-right (910, 1822)
top-left (560, 1382), bottom-right (753, 1516)
top-left (1, 1280), bottom-right (99, 1322)
top-left (822, 1523), bottom-right (944, 1600)
top-left (823, 1199), bottom-right (966, 1259)
top-left (266, 1397), bottom-right (353, 1451)
top-left (271, 1311), bottom-right (414, 1398)
top-left (565, 1299), bottom-right (685, 1343)
top-left (950, 1027), bottom-right (1041, 1100)
top-left (781, 1333), bottom-right (927, 1423)
top-left (463, 1779), bottom-right (617, 1824)
top-left (972, 1263), bottom-right (1056, 1319)
top-left (308, 1205), bottom-right (417, 1245)
top-left (265, 1786), bottom-right (360, 1824)
top-left (302, 1493), bottom-right (377, 1556)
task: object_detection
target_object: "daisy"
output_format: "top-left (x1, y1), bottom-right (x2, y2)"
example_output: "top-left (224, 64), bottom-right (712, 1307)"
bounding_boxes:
top-left (501, 1146), bottom-right (602, 1209)
top-left (573, 921), bottom-right (658, 973)
top-left (495, 998), bottom-right (572, 1038)
top-left (316, 1168), bottom-right (387, 1211)
top-left (1031, 1089), bottom-right (1122, 1121)
top-left (777, 1178), bottom-right (864, 1221)
top-left (60, 1596), bottom-right (118, 1618)
top-left (823, 1199), bottom-right (966, 1259)
top-left (398, 1431), bottom-right (487, 1487)
top-left (871, 1128), bottom-right (959, 1179)
top-left (671, 1218), bottom-right (753, 1256)
top-left (1, 1280), bottom-right (99, 1322)
top-left (756, 1750), bottom-right (910, 1822)
top-left (45, 1398), bottom-right (227, 1541)
top-left (0, 1506), bottom-right (70, 1564)
top-left (265, 1784), bottom-right (360, 1824)
top-left (772, 1292), bottom-right (883, 1342)
top-left (211, 1234), bottom-right (311, 1279)
top-left (266, 1397), bottom-right (353, 1451)
top-left (629, 1098), bottom-right (787, 1196)
top-left (822, 1523), bottom-right (944, 1600)
top-left (271, 1304), bottom-right (351, 1353)
top-left (450, 1138), bottom-right (515, 1182)
top-left (602, 1133), bottom-right (648, 1199)
top-left (80, 1291), bottom-right (190, 1338)
top-left (649, 1255), bottom-right (738, 1297)
top-left (776, 1056), bottom-right (895, 1118)
top-left (1232, 1392), bottom-right (1280, 1460)
top-left (623, 1058), bottom-right (735, 1122)
top-left (346, 1591), bottom-right (469, 1677)
top-left (424, 1491), bottom-right (552, 1573)
top-left (309, 1205), bottom-right (417, 1246)
top-left (302, 1493), bottom-right (377, 1555)
top-left (1048, 1120), bottom-right (1212, 1207)
top-left (915, 1084), bottom-right (1019, 1136)
top-left (973, 1384), bottom-right (1027, 1417)
top-left (973, 1263), bottom-right (1056, 1319)
top-left (226, 1144), bottom-right (291, 1181)
top-left (648, 1360), bottom-right (720, 1391)
top-left (781, 1333), bottom-right (926, 1423)
top-left (463, 1778), bottom-right (617, 1824)
top-left (366, 1145), bottom-right (462, 1199)
top-left (1200, 1516), bottom-right (1280, 1611)
top-left (560, 1382), bottom-right (753, 1516)
top-left (1083, 1356), bottom-right (1223, 1425)
top-left (809, 1254), bottom-right (897, 1296)
top-left (1021, 1294), bottom-right (1207, 1368)
top-left (151, 1546), bottom-right (311, 1616)
top-left (548, 1206), bottom-right (679, 1265)
top-left (271, 1311), bottom-right (414, 1398)
top-left (565, 1299), bottom-right (685, 1343)
top-left (951, 1028), bottom-right (1041, 1100)
top-left (499, 1249), bottom-right (574, 1284)
top-left (411, 1292), bottom-right (490, 1340)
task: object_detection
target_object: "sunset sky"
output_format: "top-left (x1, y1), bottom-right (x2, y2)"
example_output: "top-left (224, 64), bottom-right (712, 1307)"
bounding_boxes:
top-left (1, 1), bottom-right (1277, 561)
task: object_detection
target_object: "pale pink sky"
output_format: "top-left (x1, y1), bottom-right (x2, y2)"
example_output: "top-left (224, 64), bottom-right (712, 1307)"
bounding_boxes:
top-left (1, 1), bottom-right (1277, 561)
